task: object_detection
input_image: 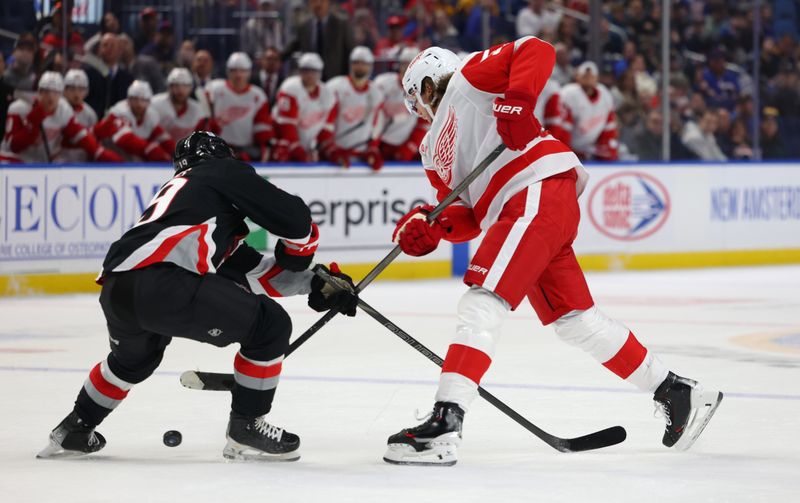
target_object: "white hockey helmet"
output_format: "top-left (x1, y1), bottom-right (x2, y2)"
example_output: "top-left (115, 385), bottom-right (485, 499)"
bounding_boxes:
top-left (38, 71), bottom-right (65, 93)
top-left (350, 46), bottom-right (374, 64)
top-left (401, 47), bottom-right (461, 117)
top-left (227, 51), bottom-right (253, 71)
top-left (64, 69), bottom-right (89, 89)
top-left (298, 52), bottom-right (324, 72)
top-left (167, 67), bottom-right (193, 86)
top-left (127, 80), bottom-right (153, 100)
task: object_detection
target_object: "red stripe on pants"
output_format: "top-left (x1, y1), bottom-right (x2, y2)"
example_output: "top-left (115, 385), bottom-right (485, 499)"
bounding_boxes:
top-left (441, 344), bottom-right (492, 384)
top-left (602, 332), bottom-right (647, 379)
top-left (234, 353), bottom-right (283, 379)
top-left (88, 363), bottom-right (129, 400)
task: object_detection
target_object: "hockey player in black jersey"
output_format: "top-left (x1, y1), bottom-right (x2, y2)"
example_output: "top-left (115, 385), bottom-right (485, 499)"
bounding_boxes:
top-left (38, 131), bottom-right (358, 461)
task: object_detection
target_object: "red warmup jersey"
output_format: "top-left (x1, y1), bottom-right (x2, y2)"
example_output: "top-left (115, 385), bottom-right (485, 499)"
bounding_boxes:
top-left (272, 76), bottom-right (335, 152)
top-left (94, 100), bottom-right (175, 162)
top-left (373, 71), bottom-right (427, 147)
top-left (206, 79), bottom-right (273, 149)
top-left (1, 98), bottom-right (103, 163)
top-left (553, 83), bottom-right (618, 160)
top-left (419, 36), bottom-right (586, 230)
top-left (325, 76), bottom-right (383, 151)
top-left (151, 93), bottom-right (210, 143)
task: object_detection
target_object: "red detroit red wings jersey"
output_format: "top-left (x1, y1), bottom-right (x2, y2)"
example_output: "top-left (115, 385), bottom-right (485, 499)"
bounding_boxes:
top-left (326, 76), bottom-right (383, 151)
top-left (151, 93), bottom-right (210, 143)
top-left (0, 98), bottom-right (87, 163)
top-left (556, 82), bottom-right (618, 159)
top-left (58, 101), bottom-right (99, 162)
top-left (273, 76), bottom-right (335, 151)
top-left (102, 158), bottom-right (312, 278)
top-left (206, 79), bottom-right (272, 148)
top-left (419, 37), bottom-right (585, 229)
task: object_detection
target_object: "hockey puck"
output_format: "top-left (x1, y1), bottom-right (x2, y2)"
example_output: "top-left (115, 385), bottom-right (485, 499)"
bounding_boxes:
top-left (163, 430), bottom-right (182, 447)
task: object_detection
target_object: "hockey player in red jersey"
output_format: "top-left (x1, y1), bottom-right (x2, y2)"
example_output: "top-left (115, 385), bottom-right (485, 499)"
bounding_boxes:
top-left (206, 52), bottom-right (274, 161)
top-left (549, 61), bottom-right (619, 161)
top-left (0, 72), bottom-right (120, 163)
top-left (93, 80), bottom-right (176, 162)
top-left (384, 40), bottom-right (722, 466)
top-left (320, 46), bottom-right (385, 170)
top-left (152, 68), bottom-right (219, 143)
top-left (373, 46), bottom-right (428, 162)
top-left (38, 131), bottom-right (358, 460)
top-left (272, 53), bottom-right (335, 162)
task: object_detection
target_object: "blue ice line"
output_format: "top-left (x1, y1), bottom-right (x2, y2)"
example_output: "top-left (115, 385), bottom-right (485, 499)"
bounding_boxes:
top-left (0, 365), bottom-right (798, 402)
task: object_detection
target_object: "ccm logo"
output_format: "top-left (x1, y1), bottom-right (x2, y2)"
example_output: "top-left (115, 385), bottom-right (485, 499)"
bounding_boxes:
top-left (467, 264), bottom-right (489, 275)
top-left (493, 104), bottom-right (523, 115)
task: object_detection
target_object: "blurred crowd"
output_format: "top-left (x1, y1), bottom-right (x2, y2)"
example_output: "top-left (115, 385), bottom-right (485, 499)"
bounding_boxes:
top-left (1, 0), bottom-right (799, 165)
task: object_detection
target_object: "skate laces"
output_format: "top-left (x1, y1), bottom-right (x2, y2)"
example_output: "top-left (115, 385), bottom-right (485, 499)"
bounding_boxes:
top-left (254, 417), bottom-right (283, 441)
top-left (414, 408), bottom-right (433, 422)
top-left (653, 400), bottom-right (672, 426)
top-left (88, 433), bottom-right (100, 447)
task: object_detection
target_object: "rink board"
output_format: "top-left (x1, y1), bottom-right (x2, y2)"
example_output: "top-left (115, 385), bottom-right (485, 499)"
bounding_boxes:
top-left (1, 162), bottom-right (799, 295)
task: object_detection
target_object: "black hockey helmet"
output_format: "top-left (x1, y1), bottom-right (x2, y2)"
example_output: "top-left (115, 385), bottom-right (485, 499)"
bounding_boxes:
top-left (173, 131), bottom-right (235, 172)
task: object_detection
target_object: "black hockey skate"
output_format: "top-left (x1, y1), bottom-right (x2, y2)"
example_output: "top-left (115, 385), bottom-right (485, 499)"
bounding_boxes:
top-left (223, 413), bottom-right (300, 461)
top-left (653, 372), bottom-right (723, 451)
top-left (37, 411), bottom-right (106, 459)
top-left (383, 401), bottom-right (464, 466)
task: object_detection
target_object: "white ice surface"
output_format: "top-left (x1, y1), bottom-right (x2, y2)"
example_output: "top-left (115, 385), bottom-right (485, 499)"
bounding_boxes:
top-left (1, 266), bottom-right (800, 502)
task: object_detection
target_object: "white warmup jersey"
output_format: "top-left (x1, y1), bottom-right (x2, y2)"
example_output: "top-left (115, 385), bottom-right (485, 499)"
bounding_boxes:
top-left (206, 79), bottom-right (270, 148)
top-left (0, 98), bottom-right (84, 163)
top-left (58, 100), bottom-right (98, 162)
top-left (105, 100), bottom-right (168, 161)
top-left (419, 37), bottom-right (584, 230)
top-left (151, 93), bottom-right (209, 142)
top-left (272, 76), bottom-right (335, 151)
top-left (326, 76), bottom-right (383, 150)
top-left (373, 72), bottom-right (421, 146)
top-left (557, 82), bottom-right (615, 157)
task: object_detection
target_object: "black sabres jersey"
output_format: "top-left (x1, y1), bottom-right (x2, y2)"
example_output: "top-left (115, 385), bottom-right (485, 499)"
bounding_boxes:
top-left (101, 158), bottom-right (311, 277)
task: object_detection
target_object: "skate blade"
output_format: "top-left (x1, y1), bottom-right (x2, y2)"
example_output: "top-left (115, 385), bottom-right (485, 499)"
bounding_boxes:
top-left (222, 439), bottom-right (300, 462)
top-left (674, 390), bottom-right (724, 452)
top-left (36, 441), bottom-right (91, 459)
top-left (383, 442), bottom-right (458, 466)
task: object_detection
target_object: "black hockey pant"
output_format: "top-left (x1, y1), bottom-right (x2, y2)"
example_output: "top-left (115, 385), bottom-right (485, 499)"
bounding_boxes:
top-left (73, 264), bottom-right (291, 426)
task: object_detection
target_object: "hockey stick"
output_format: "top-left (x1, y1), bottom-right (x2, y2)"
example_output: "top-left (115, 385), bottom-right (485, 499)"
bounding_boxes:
top-left (40, 124), bottom-right (52, 163)
top-left (180, 144), bottom-right (507, 391)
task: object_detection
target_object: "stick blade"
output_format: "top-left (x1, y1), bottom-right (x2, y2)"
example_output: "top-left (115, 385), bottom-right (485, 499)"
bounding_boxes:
top-left (555, 425), bottom-right (627, 453)
top-left (180, 371), bottom-right (234, 391)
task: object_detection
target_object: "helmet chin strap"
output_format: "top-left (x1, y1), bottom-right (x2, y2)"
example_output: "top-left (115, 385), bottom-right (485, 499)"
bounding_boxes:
top-left (415, 92), bottom-right (436, 119)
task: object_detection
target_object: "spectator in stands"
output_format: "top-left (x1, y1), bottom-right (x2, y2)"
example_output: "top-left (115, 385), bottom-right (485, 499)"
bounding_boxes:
top-left (353, 8), bottom-right (379, 51)
top-left (0, 72), bottom-right (119, 163)
top-left (84, 12), bottom-right (121, 55)
top-left (516, 0), bottom-right (562, 38)
top-left (241, 0), bottom-right (284, 55)
top-left (60, 69), bottom-right (103, 162)
top-left (119, 33), bottom-right (165, 95)
top-left (206, 52), bottom-right (274, 161)
top-left (272, 52), bottom-right (334, 162)
top-left (94, 80), bottom-right (174, 162)
top-left (373, 46), bottom-right (428, 162)
top-left (728, 118), bottom-right (754, 160)
top-left (0, 53), bottom-right (14, 140)
top-left (134, 7), bottom-right (159, 53)
top-left (551, 61), bottom-right (619, 161)
top-left (697, 48), bottom-right (741, 112)
top-left (460, 0), bottom-right (513, 52)
top-left (141, 21), bottom-right (177, 76)
top-left (628, 109), bottom-right (663, 161)
top-left (152, 68), bottom-right (217, 143)
top-left (284, 0), bottom-right (354, 81)
top-left (768, 62), bottom-right (800, 120)
top-left (375, 15), bottom-right (410, 59)
top-left (715, 107), bottom-right (733, 157)
top-left (177, 40), bottom-right (196, 70)
top-left (319, 46), bottom-right (384, 170)
top-left (4, 39), bottom-right (37, 91)
top-left (192, 50), bottom-right (215, 90)
top-left (549, 42), bottom-right (573, 86)
top-left (429, 8), bottom-right (461, 53)
top-left (84, 33), bottom-right (134, 117)
top-left (40, 2), bottom-right (84, 56)
top-left (681, 108), bottom-right (726, 161)
top-left (251, 47), bottom-right (283, 104)
top-left (760, 107), bottom-right (787, 159)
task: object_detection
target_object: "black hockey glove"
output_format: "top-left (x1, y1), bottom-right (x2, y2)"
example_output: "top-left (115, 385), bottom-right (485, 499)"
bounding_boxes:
top-left (308, 263), bottom-right (358, 317)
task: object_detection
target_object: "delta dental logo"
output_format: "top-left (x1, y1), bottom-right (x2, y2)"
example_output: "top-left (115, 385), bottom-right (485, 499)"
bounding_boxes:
top-left (587, 171), bottom-right (670, 241)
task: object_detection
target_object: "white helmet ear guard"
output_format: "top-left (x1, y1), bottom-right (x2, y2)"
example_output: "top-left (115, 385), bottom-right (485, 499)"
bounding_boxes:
top-left (401, 47), bottom-right (461, 118)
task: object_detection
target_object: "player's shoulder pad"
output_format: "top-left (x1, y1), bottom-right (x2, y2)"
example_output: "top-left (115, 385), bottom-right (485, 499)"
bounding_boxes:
top-left (278, 75), bottom-right (303, 96)
top-left (8, 98), bottom-right (32, 115)
top-left (108, 99), bottom-right (129, 116)
top-left (151, 92), bottom-right (169, 105)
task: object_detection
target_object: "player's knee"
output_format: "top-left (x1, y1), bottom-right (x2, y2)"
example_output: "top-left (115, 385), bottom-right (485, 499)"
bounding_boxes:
top-left (552, 306), bottom-right (626, 349)
top-left (247, 298), bottom-right (292, 355)
top-left (457, 287), bottom-right (510, 333)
